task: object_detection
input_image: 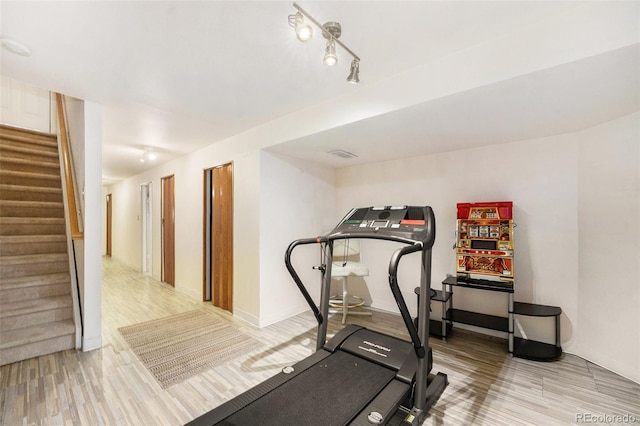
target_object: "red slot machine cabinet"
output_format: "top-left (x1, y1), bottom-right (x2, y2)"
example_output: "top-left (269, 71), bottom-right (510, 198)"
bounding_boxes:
top-left (456, 201), bottom-right (514, 281)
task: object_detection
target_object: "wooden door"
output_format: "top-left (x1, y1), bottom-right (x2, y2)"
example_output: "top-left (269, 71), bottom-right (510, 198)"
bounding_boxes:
top-left (161, 175), bottom-right (175, 286)
top-left (106, 193), bottom-right (112, 256)
top-left (211, 163), bottom-right (233, 311)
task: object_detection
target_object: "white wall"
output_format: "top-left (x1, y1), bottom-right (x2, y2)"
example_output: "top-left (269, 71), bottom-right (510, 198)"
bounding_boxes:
top-left (258, 152), bottom-right (336, 327)
top-left (0, 75), bottom-right (51, 132)
top-left (336, 134), bottom-right (579, 321)
top-left (81, 101), bottom-right (103, 351)
top-left (229, 150), bottom-right (261, 325)
top-left (64, 96), bottom-right (86, 225)
top-left (335, 113), bottom-right (639, 383)
top-left (575, 112), bottom-right (639, 383)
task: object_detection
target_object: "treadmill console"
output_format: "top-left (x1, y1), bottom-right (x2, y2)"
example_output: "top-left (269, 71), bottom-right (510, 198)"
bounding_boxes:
top-left (328, 205), bottom-right (435, 245)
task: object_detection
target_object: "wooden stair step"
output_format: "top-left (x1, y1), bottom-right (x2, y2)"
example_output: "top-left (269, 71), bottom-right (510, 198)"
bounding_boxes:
top-left (0, 319), bottom-right (75, 347)
top-left (0, 156), bottom-right (60, 174)
top-left (0, 282), bottom-right (71, 305)
top-left (0, 234), bottom-right (67, 256)
top-left (0, 294), bottom-right (73, 332)
top-left (0, 217), bottom-right (66, 236)
top-left (0, 272), bottom-right (71, 290)
top-left (0, 319), bottom-right (75, 365)
top-left (0, 143), bottom-right (59, 159)
top-left (0, 253), bottom-right (69, 265)
top-left (0, 170), bottom-right (62, 187)
top-left (0, 253), bottom-right (70, 278)
top-left (0, 184), bottom-right (63, 202)
top-left (0, 295), bottom-right (72, 319)
top-left (0, 124), bottom-right (58, 147)
top-left (0, 199), bottom-right (65, 218)
top-left (0, 200), bottom-right (64, 209)
top-left (0, 136), bottom-right (58, 150)
top-left (0, 234), bottom-right (66, 243)
top-left (0, 283), bottom-right (71, 306)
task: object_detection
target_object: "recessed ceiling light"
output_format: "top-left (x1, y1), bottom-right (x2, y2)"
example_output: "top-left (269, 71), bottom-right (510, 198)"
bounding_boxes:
top-left (1, 37), bottom-right (31, 57)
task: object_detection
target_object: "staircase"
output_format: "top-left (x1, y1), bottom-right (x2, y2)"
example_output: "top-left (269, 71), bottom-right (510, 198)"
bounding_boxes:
top-left (0, 124), bottom-right (76, 366)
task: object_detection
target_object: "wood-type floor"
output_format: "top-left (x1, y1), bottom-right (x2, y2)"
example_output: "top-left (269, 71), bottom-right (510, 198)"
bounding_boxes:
top-left (1, 257), bottom-right (638, 425)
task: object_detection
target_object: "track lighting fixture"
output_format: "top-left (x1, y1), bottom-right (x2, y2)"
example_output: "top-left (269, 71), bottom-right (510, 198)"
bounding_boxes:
top-left (288, 2), bottom-right (361, 83)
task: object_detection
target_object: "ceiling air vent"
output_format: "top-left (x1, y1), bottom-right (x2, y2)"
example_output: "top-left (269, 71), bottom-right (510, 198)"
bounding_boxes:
top-left (328, 149), bottom-right (358, 159)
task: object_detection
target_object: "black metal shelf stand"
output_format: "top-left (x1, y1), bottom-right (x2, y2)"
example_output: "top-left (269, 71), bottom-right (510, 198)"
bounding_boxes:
top-left (512, 302), bottom-right (562, 361)
top-left (441, 275), bottom-right (515, 353)
top-left (432, 276), bottom-right (562, 360)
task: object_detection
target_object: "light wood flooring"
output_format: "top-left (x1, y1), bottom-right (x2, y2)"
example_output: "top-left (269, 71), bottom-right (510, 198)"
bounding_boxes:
top-left (1, 257), bottom-right (638, 425)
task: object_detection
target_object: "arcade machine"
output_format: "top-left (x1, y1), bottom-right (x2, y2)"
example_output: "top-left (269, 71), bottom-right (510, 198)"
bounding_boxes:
top-left (440, 201), bottom-right (517, 352)
top-left (452, 201), bottom-right (563, 360)
top-left (455, 201), bottom-right (514, 281)
top-left (187, 205), bottom-right (448, 425)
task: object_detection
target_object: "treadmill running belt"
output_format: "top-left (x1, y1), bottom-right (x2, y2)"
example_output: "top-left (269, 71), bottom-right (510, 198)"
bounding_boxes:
top-left (219, 351), bottom-right (396, 426)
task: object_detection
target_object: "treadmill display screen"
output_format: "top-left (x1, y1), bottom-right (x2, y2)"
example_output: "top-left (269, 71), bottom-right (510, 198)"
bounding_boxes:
top-left (328, 205), bottom-right (434, 245)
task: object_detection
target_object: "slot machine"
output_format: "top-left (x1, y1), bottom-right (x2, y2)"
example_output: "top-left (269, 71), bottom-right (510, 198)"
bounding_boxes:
top-left (456, 201), bottom-right (514, 281)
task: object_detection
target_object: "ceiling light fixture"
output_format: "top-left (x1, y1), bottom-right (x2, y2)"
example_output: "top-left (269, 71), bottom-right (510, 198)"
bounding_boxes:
top-left (288, 3), bottom-right (361, 83)
top-left (139, 150), bottom-right (157, 163)
top-left (0, 37), bottom-right (31, 57)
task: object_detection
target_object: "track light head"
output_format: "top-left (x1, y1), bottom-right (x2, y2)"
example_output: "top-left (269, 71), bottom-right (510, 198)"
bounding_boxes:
top-left (346, 60), bottom-right (360, 84)
top-left (323, 39), bottom-right (338, 66)
top-left (288, 12), bottom-right (312, 42)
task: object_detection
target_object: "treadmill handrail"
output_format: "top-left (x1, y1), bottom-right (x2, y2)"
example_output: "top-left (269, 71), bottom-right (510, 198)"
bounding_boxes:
top-left (284, 236), bottom-right (327, 325)
top-left (389, 243), bottom-right (426, 359)
top-left (326, 231), bottom-right (424, 246)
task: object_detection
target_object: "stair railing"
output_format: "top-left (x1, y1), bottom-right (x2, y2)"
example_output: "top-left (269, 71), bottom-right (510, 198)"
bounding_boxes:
top-left (54, 92), bottom-right (84, 349)
top-left (55, 93), bottom-right (84, 239)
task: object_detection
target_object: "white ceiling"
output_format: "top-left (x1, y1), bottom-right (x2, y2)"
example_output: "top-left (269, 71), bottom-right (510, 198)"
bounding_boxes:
top-left (267, 44), bottom-right (640, 167)
top-left (0, 1), bottom-right (638, 184)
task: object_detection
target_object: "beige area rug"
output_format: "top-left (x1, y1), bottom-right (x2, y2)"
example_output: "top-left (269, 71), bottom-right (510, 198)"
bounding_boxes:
top-left (119, 310), bottom-right (262, 388)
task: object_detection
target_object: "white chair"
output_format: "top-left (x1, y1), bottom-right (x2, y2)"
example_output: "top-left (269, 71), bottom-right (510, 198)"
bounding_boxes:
top-left (329, 239), bottom-right (371, 324)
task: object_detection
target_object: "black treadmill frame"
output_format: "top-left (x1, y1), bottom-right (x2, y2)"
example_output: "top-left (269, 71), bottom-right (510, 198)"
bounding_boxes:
top-left (187, 206), bottom-right (446, 426)
top-left (285, 206), bottom-right (438, 420)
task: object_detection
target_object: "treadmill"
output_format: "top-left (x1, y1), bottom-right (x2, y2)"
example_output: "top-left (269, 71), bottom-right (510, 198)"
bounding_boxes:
top-left (187, 205), bottom-right (447, 426)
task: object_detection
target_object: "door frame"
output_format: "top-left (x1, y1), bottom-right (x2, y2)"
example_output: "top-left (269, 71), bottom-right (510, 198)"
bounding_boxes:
top-left (140, 181), bottom-right (153, 276)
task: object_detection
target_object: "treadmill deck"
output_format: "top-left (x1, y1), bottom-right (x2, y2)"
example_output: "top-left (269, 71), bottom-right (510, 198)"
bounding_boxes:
top-left (219, 350), bottom-right (395, 426)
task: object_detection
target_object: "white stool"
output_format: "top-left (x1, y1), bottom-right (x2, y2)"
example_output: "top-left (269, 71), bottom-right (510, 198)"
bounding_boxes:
top-left (329, 240), bottom-right (370, 324)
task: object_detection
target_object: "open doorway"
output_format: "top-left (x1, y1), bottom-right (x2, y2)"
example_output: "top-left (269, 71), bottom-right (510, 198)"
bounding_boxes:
top-left (140, 182), bottom-right (152, 276)
top-left (203, 162), bottom-right (233, 312)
